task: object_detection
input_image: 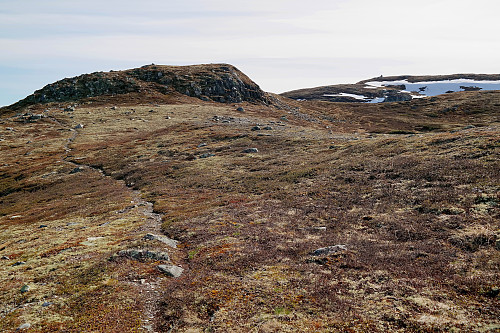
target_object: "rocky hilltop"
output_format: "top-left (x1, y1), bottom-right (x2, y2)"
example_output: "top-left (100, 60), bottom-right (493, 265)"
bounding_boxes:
top-left (10, 64), bottom-right (273, 109)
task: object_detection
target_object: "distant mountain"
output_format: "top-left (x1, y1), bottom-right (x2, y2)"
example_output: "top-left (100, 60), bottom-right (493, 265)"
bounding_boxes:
top-left (282, 74), bottom-right (500, 103)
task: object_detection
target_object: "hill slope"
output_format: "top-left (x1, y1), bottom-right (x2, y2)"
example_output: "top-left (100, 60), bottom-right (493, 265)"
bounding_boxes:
top-left (0, 66), bottom-right (499, 332)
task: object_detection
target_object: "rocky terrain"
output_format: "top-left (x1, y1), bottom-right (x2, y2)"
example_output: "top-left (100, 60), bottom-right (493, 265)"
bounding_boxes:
top-left (0, 64), bottom-right (499, 332)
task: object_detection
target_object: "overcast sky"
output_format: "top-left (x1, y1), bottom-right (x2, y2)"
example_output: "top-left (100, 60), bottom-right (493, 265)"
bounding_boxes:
top-left (1, 0), bottom-right (499, 106)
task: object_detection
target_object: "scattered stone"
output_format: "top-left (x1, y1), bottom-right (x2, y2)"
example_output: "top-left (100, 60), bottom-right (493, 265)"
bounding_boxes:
top-left (165, 116), bottom-right (171, 119)
top-left (496, 239), bottom-right (500, 251)
top-left (111, 106), bottom-right (117, 110)
top-left (16, 323), bottom-right (31, 331)
top-left (311, 245), bottom-right (347, 256)
top-left (64, 106), bottom-right (75, 112)
top-left (280, 116), bottom-right (288, 121)
top-left (312, 226), bottom-right (327, 231)
top-left (199, 153), bottom-right (215, 159)
top-left (157, 264), bottom-right (184, 278)
top-left (20, 285), bottom-right (30, 293)
top-left (39, 225), bottom-right (48, 228)
top-left (263, 126), bottom-right (273, 130)
top-left (197, 143), bottom-right (207, 148)
top-left (117, 249), bottom-right (170, 262)
top-left (144, 233), bottom-right (178, 248)
top-left (251, 126), bottom-right (261, 131)
top-left (236, 107), bottom-right (244, 112)
top-left (42, 301), bottom-right (52, 307)
top-left (12, 261), bottom-right (26, 266)
top-left (6, 127), bottom-right (14, 131)
top-left (1, 256), bottom-right (10, 260)
top-left (242, 148), bottom-right (259, 153)
top-left (74, 124), bottom-right (84, 129)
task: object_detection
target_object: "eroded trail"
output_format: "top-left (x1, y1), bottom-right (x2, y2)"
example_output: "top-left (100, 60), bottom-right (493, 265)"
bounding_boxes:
top-left (58, 120), bottom-right (179, 333)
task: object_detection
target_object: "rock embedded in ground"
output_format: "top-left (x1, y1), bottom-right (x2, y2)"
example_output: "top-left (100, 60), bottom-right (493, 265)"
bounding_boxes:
top-left (69, 167), bottom-right (84, 174)
top-left (251, 126), bottom-right (261, 131)
top-left (117, 249), bottom-right (170, 262)
top-left (16, 323), bottom-right (31, 331)
top-left (157, 265), bottom-right (184, 278)
top-left (199, 153), bottom-right (215, 159)
top-left (143, 233), bottom-right (178, 248)
top-left (311, 245), bottom-right (347, 256)
top-left (20, 285), bottom-right (30, 293)
top-left (242, 148), bottom-right (259, 153)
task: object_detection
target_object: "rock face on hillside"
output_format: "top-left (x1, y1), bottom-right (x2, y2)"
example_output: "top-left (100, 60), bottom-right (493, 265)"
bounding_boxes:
top-left (10, 64), bottom-right (272, 108)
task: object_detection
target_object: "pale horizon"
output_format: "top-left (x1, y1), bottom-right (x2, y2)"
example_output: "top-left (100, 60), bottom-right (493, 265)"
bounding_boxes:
top-left (2, 0), bottom-right (500, 106)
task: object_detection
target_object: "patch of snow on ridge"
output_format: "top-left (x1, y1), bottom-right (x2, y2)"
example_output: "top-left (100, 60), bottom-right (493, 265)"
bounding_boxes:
top-left (365, 79), bottom-right (500, 97)
top-left (324, 93), bottom-right (367, 100)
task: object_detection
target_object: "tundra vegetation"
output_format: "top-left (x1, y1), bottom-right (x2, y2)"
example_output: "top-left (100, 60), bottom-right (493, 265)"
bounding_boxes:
top-left (0, 65), bottom-right (498, 332)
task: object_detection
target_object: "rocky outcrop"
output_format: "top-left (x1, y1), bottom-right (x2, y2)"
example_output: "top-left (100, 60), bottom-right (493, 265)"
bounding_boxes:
top-left (383, 91), bottom-right (413, 102)
top-left (9, 64), bottom-right (273, 108)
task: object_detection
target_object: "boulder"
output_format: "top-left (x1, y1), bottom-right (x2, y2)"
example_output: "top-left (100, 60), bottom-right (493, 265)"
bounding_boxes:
top-left (157, 264), bottom-right (184, 278)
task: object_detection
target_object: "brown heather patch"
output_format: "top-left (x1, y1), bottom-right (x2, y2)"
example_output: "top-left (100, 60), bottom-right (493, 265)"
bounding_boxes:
top-left (1, 90), bottom-right (499, 331)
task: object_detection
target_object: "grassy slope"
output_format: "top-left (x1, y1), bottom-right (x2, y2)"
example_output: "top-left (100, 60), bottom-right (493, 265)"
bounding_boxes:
top-left (0, 90), bottom-right (498, 332)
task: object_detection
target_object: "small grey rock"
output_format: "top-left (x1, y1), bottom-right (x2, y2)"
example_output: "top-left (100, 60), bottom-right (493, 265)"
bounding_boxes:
top-left (111, 106), bottom-right (117, 110)
top-left (64, 107), bottom-right (75, 112)
top-left (69, 167), bottom-right (84, 174)
top-left (311, 245), bottom-right (347, 256)
top-left (39, 225), bottom-right (48, 228)
top-left (143, 233), bottom-right (178, 248)
top-left (242, 148), bottom-right (259, 153)
top-left (20, 285), bottom-right (30, 293)
top-left (263, 126), bottom-right (273, 130)
top-left (1, 256), bottom-right (10, 260)
top-left (199, 153), bottom-right (215, 159)
top-left (16, 323), bottom-right (31, 330)
top-left (251, 126), bottom-right (261, 131)
top-left (13, 261), bottom-right (26, 266)
top-left (42, 301), bottom-right (52, 307)
top-left (157, 264), bottom-right (184, 278)
top-left (74, 124), bottom-right (84, 129)
top-left (197, 143), bottom-right (207, 148)
top-left (236, 107), bottom-right (244, 112)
